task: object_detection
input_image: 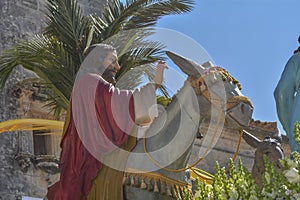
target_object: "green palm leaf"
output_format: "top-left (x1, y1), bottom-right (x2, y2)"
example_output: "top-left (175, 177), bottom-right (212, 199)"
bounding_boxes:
top-left (125, 0), bottom-right (195, 29)
top-left (99, 0), bottom-right (195, 37)
top-left (0, 0), bottom-right (194, 119)
top-left (0, 35), bottom-right (71, 111)
top-left (44, 0), bottom-right (89, 64)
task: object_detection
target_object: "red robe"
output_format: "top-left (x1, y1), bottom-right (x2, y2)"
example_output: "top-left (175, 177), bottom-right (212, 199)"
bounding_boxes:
top-left (47, 74), bottom-right (135, 199)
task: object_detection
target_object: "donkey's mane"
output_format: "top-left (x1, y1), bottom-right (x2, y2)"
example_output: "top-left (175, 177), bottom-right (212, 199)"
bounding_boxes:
top-left (201, 66), bottom-right (242, 90)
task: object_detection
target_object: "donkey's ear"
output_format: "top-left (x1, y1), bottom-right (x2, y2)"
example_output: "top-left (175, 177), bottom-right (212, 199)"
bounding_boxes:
top-left (242, 130), bottom-right (261, 148)
top-left (166, 51), bottom-right (205, 78)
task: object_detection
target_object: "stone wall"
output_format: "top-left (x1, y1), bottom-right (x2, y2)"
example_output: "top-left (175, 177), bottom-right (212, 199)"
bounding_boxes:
top-left (0, 0), bottom-right (107, 199)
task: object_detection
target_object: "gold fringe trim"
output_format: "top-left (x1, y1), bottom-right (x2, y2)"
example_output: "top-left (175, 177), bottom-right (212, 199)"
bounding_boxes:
top-left (123, 169), bottom-right (193, 199)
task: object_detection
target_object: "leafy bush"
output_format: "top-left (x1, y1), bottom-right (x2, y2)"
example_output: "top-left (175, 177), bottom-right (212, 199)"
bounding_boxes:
top-left (189, 123), bottom-right (300, 200)
top-left (191, 157), bottom-right (300, 200)
top-left (191, 160), bottom-right (260, 200)
top-left (294, 122), bottom-right (300, 145)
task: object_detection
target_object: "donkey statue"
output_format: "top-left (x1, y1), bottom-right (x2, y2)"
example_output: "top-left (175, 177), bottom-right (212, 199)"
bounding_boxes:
top-left (242, 130), bottom-right (284, 188)
top-left (123, 51), bottom-right (254, 200)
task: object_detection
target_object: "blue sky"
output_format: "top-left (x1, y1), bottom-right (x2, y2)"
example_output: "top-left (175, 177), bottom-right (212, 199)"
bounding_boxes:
top-left (155, 0), bottom-right (300, 134)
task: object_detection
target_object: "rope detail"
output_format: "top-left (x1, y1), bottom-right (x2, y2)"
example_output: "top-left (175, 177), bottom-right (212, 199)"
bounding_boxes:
top-left (225, 130), bottom-right (244, 173)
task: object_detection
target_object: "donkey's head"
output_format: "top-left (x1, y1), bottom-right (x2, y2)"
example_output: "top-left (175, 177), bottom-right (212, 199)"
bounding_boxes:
top-left (166, 51), bottom-right (253, 129)
top-left (242, 130), bottom-right (284, 187)
top-left (243, 130), bottom-right (284, 169)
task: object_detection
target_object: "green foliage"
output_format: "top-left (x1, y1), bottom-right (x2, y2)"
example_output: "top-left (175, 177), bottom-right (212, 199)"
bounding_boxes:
top-left (0, 0), bottom-right (195, 118)
top-left (191, 124), bottom-right (300, 199)
top-left (192, 157), bottom-right (300, 199)
top-left (184, 188), bottom-right (191, 200)
top-left (156, 96), bottom-right (171, 107)
top-left (262, 154), bottom-right (300, 199)
top-left (262, 156), bottom-right (291, 199)
top-left (293, 121), bottom-right (300, 145)
top-left (193, 159), bottom-right (259, 200)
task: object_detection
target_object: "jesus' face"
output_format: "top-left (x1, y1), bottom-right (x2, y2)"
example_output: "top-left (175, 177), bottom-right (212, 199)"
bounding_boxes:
top-left (102, 51), bottom-right (120, 84)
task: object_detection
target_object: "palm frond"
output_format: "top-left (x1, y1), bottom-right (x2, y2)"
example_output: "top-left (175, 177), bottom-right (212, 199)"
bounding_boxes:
top-left (89, 15), bottom-right (108, 43)
top-left (117, 40), bottom-right (166, 78)
top-left (0, 35), bottom-right (50, 89)
top-left (115, 39), bottom-right (171, 98)
top-left (101, 0), bottom-right (195, 35)
top-left (92, 0), bottom-right (194, 98)
top-left (125, 0), bottom-right (195, 29)
top-left (44, 0), bottom-right (89, 63)
top-left (0, 0), bottom-right (195, 119)
top-left (116, 63), bottom-right (154, 90)
top-left (0, 35), bottom-right (71, 110)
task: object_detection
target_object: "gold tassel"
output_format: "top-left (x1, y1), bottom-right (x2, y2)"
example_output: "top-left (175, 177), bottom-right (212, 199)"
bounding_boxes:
top-left (172, 186), bottom-right (177, 199)
top-left (135, 175), bottom-right (140, 188)
top-left (180, 186), bottom-right (185, 199)
top-left (160, 181), bottom-right (166, 195)
top-left (125, 173), bottom-right (131, 185)
top-left (130, 175), bottom-right (135, 186)
top-left (188, 186), bottom-right (193, 199)
top-left (122, 174), bottom-right (127, 186)
top-left (140, 177), bottom-right (147, 190)
top-left (176, 185), bottom-right (182, 200)
top-left (166, 184), bottom-right (172, 196)
top-left (148, 178), bottom-right (153, 192)
top-left (154, 179), bottom-right (159, 193)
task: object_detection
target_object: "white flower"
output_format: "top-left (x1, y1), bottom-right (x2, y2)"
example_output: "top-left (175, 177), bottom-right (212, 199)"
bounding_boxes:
top-left (220, 189), bottom-right (227, 199)
top-left (283, 167), bottom-right (300, 183)
top-left (207, 192), bottom-right (213, 200)
top-left (194, 190), bottom-right (201, 198)
top-left (293, 193), bottom-right (300, 199)
top-left (249, 195), bottom-right (258, 200)
top-left (284, 189), bottom-right (291, 196)
top-left (264, 172), bottom-right (271, 184)
top-left (281, 185), bottom-right (287, 190)
top-left (266, 190), bottom-right (277, 198)
top-left (286, 159), bottom-right (298, 168)
top-left (229, 189), bottom-right (238, 200)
